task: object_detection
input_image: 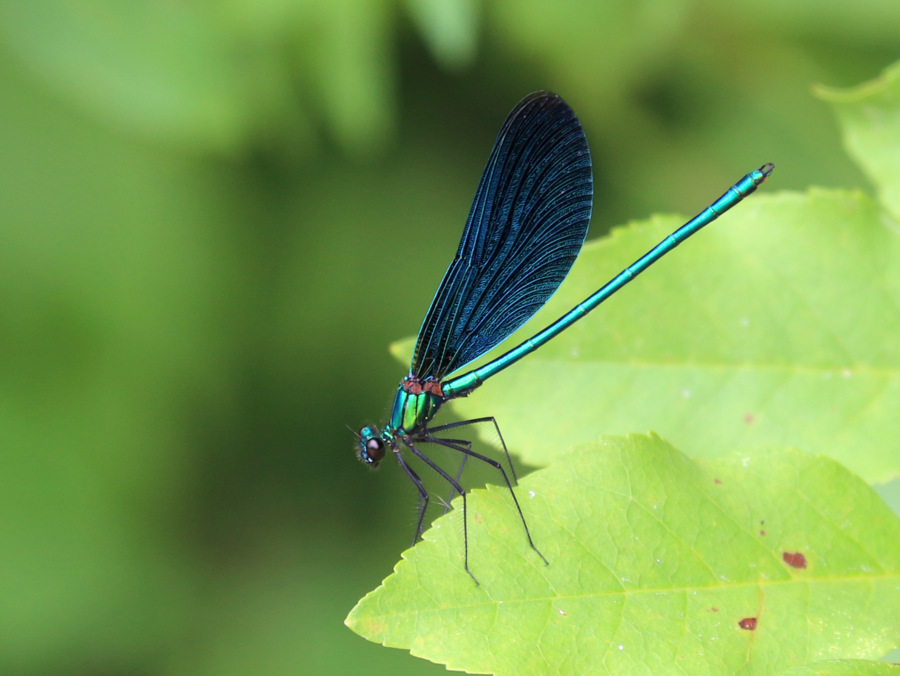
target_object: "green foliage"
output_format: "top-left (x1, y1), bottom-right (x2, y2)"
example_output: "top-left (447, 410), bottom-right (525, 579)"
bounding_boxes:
top-left (3, 1), bottom-right (900, 674)
top-left (405, 0), bottom-right (480, 68)
top-left (817, 62), bottom-right (900, 222)
top-left (779, 662), bottom-right (900, 676)
top-left (0, 0), bottom-right (396, 154)
top-left (347, 435), bottom-right (900, 674)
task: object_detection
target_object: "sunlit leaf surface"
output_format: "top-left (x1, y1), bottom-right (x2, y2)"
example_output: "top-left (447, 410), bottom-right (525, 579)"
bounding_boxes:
top-left (347, 435), bottom-right (900, 675)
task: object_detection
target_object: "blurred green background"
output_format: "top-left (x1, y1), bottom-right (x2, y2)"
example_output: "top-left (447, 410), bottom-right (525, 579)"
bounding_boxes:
top-left (1, 2), bottom-right (898, 674)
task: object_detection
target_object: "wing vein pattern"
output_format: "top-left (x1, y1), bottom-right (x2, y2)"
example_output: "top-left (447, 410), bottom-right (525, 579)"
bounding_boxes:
top-left (411, 91), bottom-right (593, 380)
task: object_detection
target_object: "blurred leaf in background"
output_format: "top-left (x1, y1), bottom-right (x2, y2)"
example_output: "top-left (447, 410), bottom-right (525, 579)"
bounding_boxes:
top-left (817, 61), bottom-right (900, 222)
top-left (0, 0), bottom-right (898, 674)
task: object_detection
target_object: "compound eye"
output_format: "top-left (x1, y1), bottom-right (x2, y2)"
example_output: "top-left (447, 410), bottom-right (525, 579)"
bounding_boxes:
top-left (365, 437), bottom-right (386, 464)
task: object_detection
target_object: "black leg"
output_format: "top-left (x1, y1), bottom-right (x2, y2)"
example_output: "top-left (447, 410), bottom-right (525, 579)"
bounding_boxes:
top-left (424, 435), bottom-right (471, 514)
top-left (424, 434), bottom-right (548, 566)
top-left (429, 416), bottom-right (519, 483)
top-left (446, 453), bottom-right (468, 514)
top-left (391, 445), bottom-right (429, 545)
top-left (402, 437), bottom-right (479, 585)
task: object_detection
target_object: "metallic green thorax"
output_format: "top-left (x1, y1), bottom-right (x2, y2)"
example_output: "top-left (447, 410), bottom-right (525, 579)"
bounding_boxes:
top-left (389, 376), bottom-right (444, 435)
top-left (357, 376), bottom-right (446, 466)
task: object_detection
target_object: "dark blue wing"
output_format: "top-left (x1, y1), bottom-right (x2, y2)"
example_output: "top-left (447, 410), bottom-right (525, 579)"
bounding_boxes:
top-left (412, 92), bottom-right (593, 380)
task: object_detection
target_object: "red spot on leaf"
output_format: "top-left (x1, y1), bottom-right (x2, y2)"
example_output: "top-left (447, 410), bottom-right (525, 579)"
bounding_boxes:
top-left (783, 551), bottom-right (807, 569)
top-left (744, 413), bottom-right (755, 424)
top-left (739, 617), bottom-right (757, 630)
top-left (760, 530), bottom-right (766, 536)
top-left (708, 607), bottom-right (719, 613)
top-left (714, 478), bottom-right (722, 484)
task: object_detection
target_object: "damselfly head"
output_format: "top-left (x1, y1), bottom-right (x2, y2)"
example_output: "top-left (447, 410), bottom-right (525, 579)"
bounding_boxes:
top-left (357, 425), bottom-right (386, 468)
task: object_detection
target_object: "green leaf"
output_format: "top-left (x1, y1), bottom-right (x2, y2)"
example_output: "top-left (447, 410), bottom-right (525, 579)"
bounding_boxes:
top-left (778, 660), bottom-right (900, 676)
top-left (308, 0), bottom-right (395, 155)
top-left (0, 3), bottom-right (251, 151)
top-left (817, 61), bottom-right (900, 222)
top-left (393, 186), bottom-right (900, 484)
top-left (346, 435), bottom-right (900, 675)
top-left (0, 0), bottom-right (395, 155)
top-left (405, 0), bottom-right (480, 69)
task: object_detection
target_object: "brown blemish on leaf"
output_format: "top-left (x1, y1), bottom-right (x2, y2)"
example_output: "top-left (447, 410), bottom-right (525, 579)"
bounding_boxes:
top-left (783, 551), bottom-right (807, 569)
top-left (739, 617), bottom-right (757, 630)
